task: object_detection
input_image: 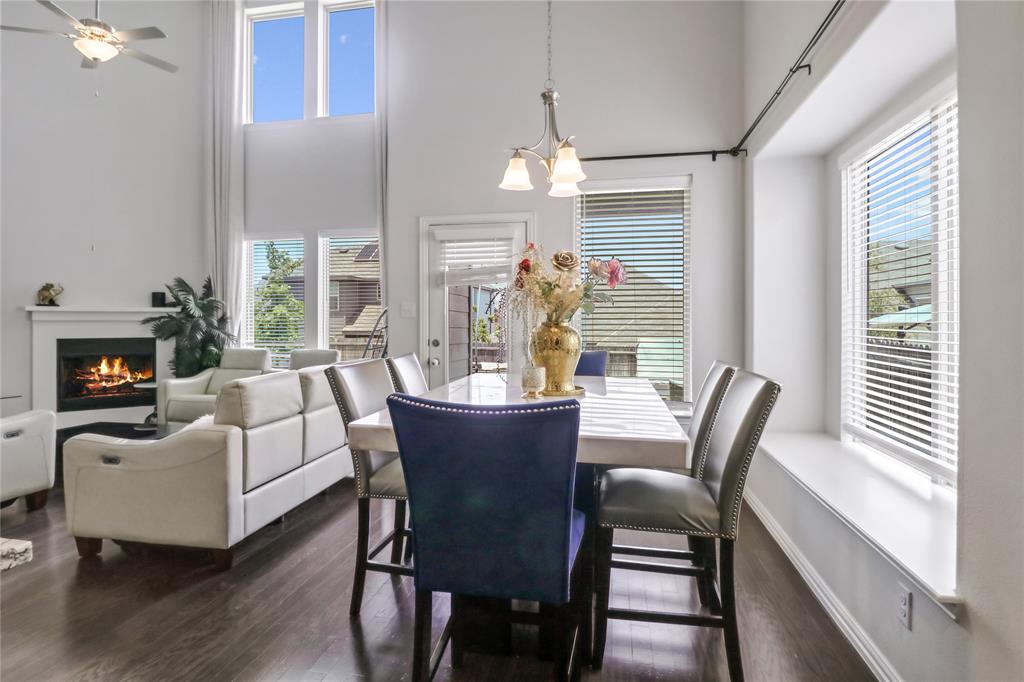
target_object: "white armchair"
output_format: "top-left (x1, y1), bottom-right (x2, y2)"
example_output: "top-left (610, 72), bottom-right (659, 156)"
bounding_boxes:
top-left (157, 348), bottom-right (271, 425)
top-left (1, 410), bottom-right (56, 510)
top-left (289, 348), bottom-right (341, 369)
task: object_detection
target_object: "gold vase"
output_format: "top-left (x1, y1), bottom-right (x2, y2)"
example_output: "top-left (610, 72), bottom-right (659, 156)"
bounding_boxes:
top-left (530, 321), bottom-right (583, 396)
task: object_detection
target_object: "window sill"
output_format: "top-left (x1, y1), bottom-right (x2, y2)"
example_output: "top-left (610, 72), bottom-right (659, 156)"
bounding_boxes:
top-left (755, 430), bottom-right (962, 619)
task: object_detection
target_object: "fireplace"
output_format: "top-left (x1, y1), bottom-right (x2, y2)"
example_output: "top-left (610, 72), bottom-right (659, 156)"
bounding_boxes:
top-left (56, 338), bottom-right (156, 412)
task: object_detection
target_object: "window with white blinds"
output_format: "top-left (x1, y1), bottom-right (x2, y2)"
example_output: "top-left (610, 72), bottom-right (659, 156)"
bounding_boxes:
top-left (841, 94), bottom-right (959, 482)
top-left (320, 235), bottom-right (382, 361)
top-left (440, 236), bottom-right (516, 287)
top-left (576, 188), bottom-right (691, 402)
top-left (243, 238), bottom-right (306, 368)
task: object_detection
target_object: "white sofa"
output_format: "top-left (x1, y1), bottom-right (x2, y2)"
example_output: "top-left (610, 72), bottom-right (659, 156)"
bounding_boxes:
top-left (157, 348), bottom-right (272, 425)
top-left (1, 410), bottom-right (56, 510)
top-left (63, 365), bottom-right (353, 568)
top-left (289, 348), bottom-right (341, 369)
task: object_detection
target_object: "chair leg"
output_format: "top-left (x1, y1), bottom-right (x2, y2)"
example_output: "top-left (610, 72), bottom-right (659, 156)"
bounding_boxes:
top-left (689, 536), bottom-right (710, 607)
top-left (391, 499), bottom-right (407, 565)
top-left (720, 540), bottom-right (744, 682)
top-left (74, 537), bottom-right (102, 558)
top-left (404, 528), bottom-right (414, 564)
top-left (350, 498), bottom-right (371, 617)
top-left (450, 595), bottom-right (465, 668)
top-left (25, 489), bottom-right (48, 511)
top-left (211, 548), bottom-right (234, 571)
top-left (412, 590), bottom-right (433, 682)
top-left (591, 525), bottom-right (614, 670)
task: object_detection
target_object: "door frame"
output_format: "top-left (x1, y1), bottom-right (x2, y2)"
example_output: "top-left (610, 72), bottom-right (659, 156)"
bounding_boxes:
top-left (418, 212), bottom-right (537, 385)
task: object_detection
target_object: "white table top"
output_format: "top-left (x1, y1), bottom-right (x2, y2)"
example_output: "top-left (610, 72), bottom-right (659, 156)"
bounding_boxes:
top-left (347, 373), bottom-right (689, 468)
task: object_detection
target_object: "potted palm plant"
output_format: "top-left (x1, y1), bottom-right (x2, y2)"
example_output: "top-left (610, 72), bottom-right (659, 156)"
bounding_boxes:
top-left (142, 276), bottom-right (235, 378)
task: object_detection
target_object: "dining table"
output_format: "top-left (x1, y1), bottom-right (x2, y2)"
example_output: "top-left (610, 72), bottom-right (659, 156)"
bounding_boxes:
top-left (346, 371), bottom-right (690, 469)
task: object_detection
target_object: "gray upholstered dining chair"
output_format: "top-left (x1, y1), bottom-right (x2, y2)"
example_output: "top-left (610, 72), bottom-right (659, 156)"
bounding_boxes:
top-left (386, 352), bottom-right (429, 395)
top-left (325, 359), bottom-right (412, 615)
top-left (687, 360), bottom-right (735, 475)
top-left (592, 369), bottom-right (781, 682)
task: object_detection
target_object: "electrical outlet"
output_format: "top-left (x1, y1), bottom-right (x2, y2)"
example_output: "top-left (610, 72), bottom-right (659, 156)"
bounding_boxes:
top-left (898, 584), bottom-right (913, 630)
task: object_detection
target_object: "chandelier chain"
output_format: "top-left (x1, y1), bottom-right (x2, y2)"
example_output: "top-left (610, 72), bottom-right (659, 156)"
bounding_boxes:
top-left (545, 0), bottom-right (554, 90)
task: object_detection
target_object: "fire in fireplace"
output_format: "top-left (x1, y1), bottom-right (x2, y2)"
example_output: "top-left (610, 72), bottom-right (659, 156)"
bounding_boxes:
top-left (57, 338), bottom-right (156, 412)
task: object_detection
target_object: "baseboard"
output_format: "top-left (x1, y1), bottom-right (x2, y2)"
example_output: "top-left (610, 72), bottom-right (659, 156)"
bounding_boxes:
top-left (745, 491), bottom-right (901, 682)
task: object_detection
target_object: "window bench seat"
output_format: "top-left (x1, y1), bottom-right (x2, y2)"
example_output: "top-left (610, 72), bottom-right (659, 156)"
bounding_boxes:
top-left (752, 431), bottom-right (961, 618)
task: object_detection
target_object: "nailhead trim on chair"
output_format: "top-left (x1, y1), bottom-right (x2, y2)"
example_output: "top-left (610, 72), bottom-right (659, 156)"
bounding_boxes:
top-left (389, 394), bottom-right (580, 415)
top-left (597, 521), bottom-right (724, 538)
top-left (695, 369), bottom-right (736, 481)
top-left (325, 366), bottom-right (370, 498)
top-left (722, 384), bottom-right (781, 540)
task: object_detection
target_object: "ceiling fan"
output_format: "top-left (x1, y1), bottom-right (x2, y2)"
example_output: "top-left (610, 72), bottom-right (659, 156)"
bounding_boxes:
top-left (0, 0), bottom-right (178, 73)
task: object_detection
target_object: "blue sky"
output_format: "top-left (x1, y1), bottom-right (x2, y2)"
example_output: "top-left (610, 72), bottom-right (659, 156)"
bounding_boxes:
top-left (252, 8), bottom-right (374, 124)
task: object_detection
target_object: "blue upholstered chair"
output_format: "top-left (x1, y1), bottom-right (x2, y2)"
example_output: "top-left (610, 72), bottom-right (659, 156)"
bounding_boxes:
top-left (575, 350), bottom-right (608, 377)
top-left (387, 394), bottom-right (588, 682)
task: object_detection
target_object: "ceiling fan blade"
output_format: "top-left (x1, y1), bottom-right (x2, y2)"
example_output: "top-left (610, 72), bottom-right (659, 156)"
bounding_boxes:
top-left (81, 57), bottom-right (97, 69)
top-left (35, 0), bottom-right (80, 29)
top-left (120, 46), bottom-right (178, 74)
top-left (113, 26), bottom-right (165, 41)
top-left (0, 24), bottom-right (70, 36)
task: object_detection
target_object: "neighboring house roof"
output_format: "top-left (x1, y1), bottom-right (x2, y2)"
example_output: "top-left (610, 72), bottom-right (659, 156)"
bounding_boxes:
top-left (578, 270), bottom-right (685, 347)
top-left (341, 304), bottom-right (385, 336)
top-left (328, 243), bottom-right (380, 282)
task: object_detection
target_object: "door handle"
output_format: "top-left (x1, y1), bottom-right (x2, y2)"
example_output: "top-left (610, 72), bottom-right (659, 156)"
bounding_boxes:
top-left (428, 358), bottom-right (440, 367)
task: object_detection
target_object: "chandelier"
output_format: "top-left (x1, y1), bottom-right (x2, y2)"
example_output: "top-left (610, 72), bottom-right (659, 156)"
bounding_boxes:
top-left (498, 0), bottom-right (586, 197)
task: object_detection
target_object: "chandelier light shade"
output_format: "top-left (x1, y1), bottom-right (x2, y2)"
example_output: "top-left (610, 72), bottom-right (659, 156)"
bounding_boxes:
top-left (499, 152), bottom-right (534, 191)
top-left (548, 180), bottom-right (582, 198)
top-left (498, 0), bottom-right (586, 197)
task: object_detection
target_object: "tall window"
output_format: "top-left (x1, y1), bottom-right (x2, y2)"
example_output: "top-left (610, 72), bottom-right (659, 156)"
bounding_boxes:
top-left (842, 94), bottom-right (959, 482)
top-left (249, 8), bottom-right (305, 123)
top-left (576, 187), bottom-right (692, 402)
top-left (320, 236), bottom-right (382, 360)
top-left (243, 238), bottom-right (306, 368)
top-left (246, 3), bottom-right (375, 122)
top-left (327, 3), bottom-right (375, 116)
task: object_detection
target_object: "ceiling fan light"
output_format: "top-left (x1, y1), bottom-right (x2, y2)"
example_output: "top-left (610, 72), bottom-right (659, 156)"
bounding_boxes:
top-left (548, 180), bottom-right (581, 198)
top-left (550, 142), bottom-right (586, 183)
top-left (74, 37), bottom-right (118, 62)
top-left (499, 154), bottom-right (533, 191)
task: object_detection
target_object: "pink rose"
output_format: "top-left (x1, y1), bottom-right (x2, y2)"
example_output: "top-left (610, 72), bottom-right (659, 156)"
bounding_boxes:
top-left (606, 258), bottom-right (627, 289)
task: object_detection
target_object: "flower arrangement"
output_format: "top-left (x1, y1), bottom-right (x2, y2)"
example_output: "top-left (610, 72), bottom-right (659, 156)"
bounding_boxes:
top-left (509, 243), bottom-right (626, 324)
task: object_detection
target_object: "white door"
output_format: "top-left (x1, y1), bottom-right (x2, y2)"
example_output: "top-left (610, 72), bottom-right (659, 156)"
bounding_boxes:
top-left (421, 216), bottom-right (531, 387)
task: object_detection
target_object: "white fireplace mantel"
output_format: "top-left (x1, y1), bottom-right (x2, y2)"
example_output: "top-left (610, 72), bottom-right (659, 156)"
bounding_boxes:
top-left (27, 306), bottom-right (176, 427)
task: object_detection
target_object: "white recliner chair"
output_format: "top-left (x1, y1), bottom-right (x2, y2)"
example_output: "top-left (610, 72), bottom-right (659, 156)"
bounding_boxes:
top-left (289, 348), bottom-right (341, 370)
top-left (1, 410), bottom-right (57, 511)
top-left (157, 348), bottom-right (272, 425)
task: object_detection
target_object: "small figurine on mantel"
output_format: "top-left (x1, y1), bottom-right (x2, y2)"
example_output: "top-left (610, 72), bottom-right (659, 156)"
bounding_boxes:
top-left (36, 283), bottom-right (64, 306)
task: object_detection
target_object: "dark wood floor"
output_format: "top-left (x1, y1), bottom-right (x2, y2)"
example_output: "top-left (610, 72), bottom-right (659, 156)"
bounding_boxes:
top-left (1, 482), bottom-right (873, 681)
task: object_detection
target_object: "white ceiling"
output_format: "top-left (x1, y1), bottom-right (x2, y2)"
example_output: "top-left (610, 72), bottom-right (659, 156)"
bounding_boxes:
top-left (760, 0), bottom-right (957, 158)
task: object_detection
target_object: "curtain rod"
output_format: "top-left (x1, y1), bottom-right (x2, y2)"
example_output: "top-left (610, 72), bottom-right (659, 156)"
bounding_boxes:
top-left (580, 0), bottom-right (846, 164)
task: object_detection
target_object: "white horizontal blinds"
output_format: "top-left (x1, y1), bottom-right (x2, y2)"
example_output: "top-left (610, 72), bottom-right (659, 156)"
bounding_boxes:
top-left (322, 236), bottom-right (382, 361)
top-left (842, 94), bottom-right (959, 479)
top-left (576, 188), bottom-right (691, 402)
top-left (245, 238), bottom-right (306, 368)
top-left (440, 237), bottom-right (516, 287)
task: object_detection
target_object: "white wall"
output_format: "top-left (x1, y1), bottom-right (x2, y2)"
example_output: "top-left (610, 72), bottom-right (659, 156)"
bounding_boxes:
top-left (954, 1), bottom-right (1024, 677)
top-left (0, 0), bottom-right (209, 416)
top-left (748, 156), bottom-right (826, 430)
top-left (384, 0), bottom-right (746, 385)
top-left (743, 1), bottom-right (1024, 680)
